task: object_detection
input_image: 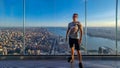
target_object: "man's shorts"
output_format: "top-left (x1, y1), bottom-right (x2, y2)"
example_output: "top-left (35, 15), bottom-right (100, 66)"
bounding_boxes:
top-left (69, 37), bottom-right (80, 50)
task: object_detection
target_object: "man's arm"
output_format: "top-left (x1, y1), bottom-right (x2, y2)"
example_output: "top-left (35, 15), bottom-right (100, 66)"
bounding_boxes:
top-left (66, 26), bottom-right (70, 42)
top-left (79, 23), bottom-right (83, 44)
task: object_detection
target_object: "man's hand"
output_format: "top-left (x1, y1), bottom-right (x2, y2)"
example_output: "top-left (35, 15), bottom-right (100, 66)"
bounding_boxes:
top-left (78, 39), bottom-right (82, 45)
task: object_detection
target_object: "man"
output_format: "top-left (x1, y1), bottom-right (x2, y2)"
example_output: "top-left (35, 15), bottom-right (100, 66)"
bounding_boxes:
top-left (66, 13), bottom-right (83, 68)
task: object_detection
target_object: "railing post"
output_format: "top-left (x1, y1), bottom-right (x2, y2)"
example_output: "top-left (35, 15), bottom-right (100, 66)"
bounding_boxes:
top-left (85, 0), bottom-right (88, 55)
top-left (115, 0), bottom-right (118, 55)
top-left (23, 0), bottom-right (26, 55)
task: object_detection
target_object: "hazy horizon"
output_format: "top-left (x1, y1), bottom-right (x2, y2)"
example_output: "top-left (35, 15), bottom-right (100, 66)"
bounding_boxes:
top-left (0, 26), bottom-right (120, 28)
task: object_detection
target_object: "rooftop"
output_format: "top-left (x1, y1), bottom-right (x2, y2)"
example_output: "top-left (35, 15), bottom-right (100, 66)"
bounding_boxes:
top-left (0, 55), bottom-right (120, 68)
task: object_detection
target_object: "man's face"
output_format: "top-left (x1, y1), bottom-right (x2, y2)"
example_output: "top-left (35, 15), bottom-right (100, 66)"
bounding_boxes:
top-left (73, 15), bottom-right (78, 21)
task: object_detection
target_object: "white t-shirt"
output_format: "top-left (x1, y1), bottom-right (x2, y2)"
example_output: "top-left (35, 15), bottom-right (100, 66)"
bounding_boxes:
top-left (68, 21), bottom-right (81, 39)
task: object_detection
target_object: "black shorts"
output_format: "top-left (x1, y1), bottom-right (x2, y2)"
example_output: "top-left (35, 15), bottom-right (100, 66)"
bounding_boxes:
top-left (69, 37), bottom-right (80, 50)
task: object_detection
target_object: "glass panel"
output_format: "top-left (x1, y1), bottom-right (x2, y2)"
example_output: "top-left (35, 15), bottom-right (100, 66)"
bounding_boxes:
top-left (87, 0), bottom-right (116, 55)
top-left (0, 0), bottom-right (24, 55)
top-left (53, 0), bottom-right (86, 55)
top-left (25, 0), bottom-right (55, 55)
top-left (25, 0), bottom-right (85, 55)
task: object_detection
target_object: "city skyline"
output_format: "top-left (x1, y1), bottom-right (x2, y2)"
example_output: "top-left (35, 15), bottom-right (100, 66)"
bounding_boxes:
top-left (0, 0), bottom-right (120, 27)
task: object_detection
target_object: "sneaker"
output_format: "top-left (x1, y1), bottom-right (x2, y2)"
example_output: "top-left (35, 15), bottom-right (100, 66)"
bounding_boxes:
top-left (67, 57), bottom-right (73, 63)
top-left (79, 63), bottom-right (83, 68)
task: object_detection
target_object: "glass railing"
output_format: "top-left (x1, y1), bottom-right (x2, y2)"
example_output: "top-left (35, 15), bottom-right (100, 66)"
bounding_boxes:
top-left (0, 0), bottom-right (119, 55)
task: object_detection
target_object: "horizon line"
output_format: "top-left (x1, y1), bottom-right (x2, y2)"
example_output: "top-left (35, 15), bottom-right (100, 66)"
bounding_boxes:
top-left (0, 26), bottom-right (120, 28)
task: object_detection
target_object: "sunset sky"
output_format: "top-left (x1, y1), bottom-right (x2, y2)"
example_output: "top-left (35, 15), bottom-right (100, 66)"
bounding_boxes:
top-left (0, 0), bottom-right (119, 27)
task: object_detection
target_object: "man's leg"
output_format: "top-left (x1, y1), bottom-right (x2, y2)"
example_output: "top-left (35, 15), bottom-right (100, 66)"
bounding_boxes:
top-left (71, 47), bottom-right (74, 62)
top-left (77, 50), bottom-right (82, 63)
top-left (77, 50), bottom-right (83, 68)
top-left (68, 38), bottom-right (74, 63)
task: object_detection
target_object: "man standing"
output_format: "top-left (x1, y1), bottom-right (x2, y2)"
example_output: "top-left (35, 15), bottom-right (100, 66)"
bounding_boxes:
top-left (66, 13), bottom-right (83, 68)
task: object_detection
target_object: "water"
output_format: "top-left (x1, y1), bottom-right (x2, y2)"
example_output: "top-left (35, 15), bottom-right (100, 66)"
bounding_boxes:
top-left (47, 27), bottom-right (120, 52)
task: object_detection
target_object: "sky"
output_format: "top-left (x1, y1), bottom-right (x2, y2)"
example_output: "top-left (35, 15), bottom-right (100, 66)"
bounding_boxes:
top-left (0, 0), bottom-right (120, 27)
